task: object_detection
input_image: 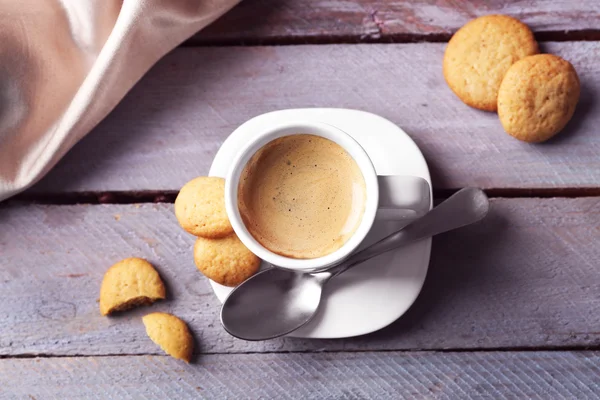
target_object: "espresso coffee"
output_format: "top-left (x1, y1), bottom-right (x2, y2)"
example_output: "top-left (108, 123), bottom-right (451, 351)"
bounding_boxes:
top-left (238, 134), bottom-right (366, 259)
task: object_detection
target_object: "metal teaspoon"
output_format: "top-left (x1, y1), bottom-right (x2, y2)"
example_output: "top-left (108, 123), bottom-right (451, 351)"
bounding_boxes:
top-left (220, 187), bottom-right (490, 341)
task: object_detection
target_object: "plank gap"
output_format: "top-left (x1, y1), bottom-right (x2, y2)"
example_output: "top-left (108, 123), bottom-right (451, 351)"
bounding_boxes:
top-left (181, 32), bottom-right (451, 46)
top-left (182, 30), bottom-right (600, 47)
top-left (0, 353), bottom-right (157, 360)
top-left (7, 191), bottom-right (178, 205)
top-left (3, 345), bottom-right (600, 360)
top-left (440, 187), bottom-right (600, 199)
top-left (8, 187), bottom-right (600, 206)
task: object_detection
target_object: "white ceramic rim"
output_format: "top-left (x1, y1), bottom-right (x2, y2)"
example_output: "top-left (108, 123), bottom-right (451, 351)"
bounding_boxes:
top-left (224, 120), bottom-right (379, 271)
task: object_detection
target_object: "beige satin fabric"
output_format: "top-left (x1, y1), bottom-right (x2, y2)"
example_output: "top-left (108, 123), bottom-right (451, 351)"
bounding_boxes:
top-left (0, 0), bottom-right (238, 201)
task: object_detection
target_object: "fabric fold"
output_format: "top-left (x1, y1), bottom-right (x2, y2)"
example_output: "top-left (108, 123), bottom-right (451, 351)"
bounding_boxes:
top-left (0, 0), bottom-right (239, 201)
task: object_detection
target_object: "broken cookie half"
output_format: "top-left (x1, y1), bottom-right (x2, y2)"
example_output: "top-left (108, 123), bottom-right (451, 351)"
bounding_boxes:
top-left (143, 312), bottom-right (194, 363)
top-left (99, 257), bottom-right (166, 316)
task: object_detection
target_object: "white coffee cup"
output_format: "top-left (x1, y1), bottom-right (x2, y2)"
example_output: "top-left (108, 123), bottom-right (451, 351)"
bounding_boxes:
top-left (224, 120), bottom-right (429, 272)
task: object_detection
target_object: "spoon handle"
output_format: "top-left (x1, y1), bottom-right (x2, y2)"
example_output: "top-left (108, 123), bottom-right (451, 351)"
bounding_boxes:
top-left (331, 187), bottom-right (489, 276)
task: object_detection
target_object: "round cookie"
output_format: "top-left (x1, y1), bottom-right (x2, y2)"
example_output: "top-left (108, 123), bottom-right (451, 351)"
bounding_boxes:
top-left (193, 233), bottom-right (260, 287)
top-left (174, 176), bottom-right (233, 238)
top-left (443, 14), bottom-right (539, 111)
top-left (143, 312), bottom-right (194, 363)
top-left (99, 257), bottom-right (166, 316)
top-left (498, 54), bottom-right (580, 143)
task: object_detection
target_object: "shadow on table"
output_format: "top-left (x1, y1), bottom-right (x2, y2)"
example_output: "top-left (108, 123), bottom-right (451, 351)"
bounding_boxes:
top-left (276, 201), bottom-right (510, 349)
top-left (366, 205), bottom-right (509, 341)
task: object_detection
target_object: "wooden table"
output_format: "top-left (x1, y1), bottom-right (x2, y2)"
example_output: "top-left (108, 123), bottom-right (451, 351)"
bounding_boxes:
top-left (2, 1), bottom-right (600, 398)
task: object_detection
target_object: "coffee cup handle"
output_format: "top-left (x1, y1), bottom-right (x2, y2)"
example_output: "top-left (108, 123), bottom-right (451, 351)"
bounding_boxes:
top-left (375, 175), bottom-right (431, 221)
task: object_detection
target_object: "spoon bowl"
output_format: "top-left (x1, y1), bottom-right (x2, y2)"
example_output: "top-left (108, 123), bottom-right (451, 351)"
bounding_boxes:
top-left (221, 268), bottom-right (331, 340)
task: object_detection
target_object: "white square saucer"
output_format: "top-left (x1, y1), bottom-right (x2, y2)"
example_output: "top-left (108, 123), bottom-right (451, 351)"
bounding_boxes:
top-left (208, 108), bottom-right (432, 339)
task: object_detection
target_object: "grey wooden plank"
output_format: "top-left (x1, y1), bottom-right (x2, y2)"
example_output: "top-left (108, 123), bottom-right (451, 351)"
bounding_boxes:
top-left (1, 198), bottom-right (599, 356)
top-left (29, 42), bottom-right (600, 194)
top-left (2, 351), bottom-right (600, 399)
top-left (193, 0), bottom-right (600, 43)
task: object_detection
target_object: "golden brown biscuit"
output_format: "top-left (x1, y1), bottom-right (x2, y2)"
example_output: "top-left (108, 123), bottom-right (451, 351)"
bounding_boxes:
top-left (443, 14), bottom-right (538, 111)
top-left (174, 176), bottom-right (233, 238)
top-left (498, 54), bottom-right (580, 143)
top-left (99, 257), bottom-right (166, 316)
top-left (193, 233), bottom-right (260, 287)
top-left (143, 312), bottom-right (194, 363)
